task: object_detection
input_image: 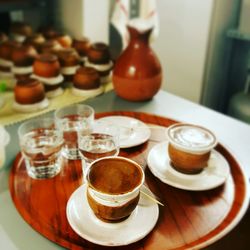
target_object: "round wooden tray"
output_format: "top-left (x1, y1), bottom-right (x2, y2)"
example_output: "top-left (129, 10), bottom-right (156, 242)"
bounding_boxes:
top-left (9, 111), bottom-right (250, 250)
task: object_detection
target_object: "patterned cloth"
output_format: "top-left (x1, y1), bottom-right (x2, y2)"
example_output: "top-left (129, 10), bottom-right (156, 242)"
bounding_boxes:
top-left (111, 0), bottom-right (159, 49)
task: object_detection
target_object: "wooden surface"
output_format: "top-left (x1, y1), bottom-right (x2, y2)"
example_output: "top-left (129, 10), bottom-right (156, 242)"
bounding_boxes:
top-left (9, 111), bottom-right (249, 250)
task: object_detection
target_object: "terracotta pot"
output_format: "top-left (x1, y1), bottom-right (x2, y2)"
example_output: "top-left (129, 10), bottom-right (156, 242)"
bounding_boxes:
top-left (11, 44), bottom-right (37, 67)
top-left (33, 54), bottom-right (60, 77)
top-left (14, 78), bottom-right (45, 104)
top-left (112, 23), bottom-right (162, 101)
top-left (72, 37), bottom-right (91, 57)
top-left (73, 67), bottom-right (100, 90)
top-left (87, 42), bottom-right (110, 64)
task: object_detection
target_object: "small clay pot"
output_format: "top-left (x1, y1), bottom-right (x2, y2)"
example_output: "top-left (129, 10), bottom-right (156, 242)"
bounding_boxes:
top-left (56, 48), bottom-right (80, 67)
top-left (73, 67), bottom-right (100, 90)
top-left (40, 40), bottom-right (62, 54)
top-left (14, 78), bottom-right (45, 104)
top-left (0, 41), bottom-right (19, 61)
top-left (87, 42), bottom-right (110, 64)
top-left (72, 37), bottom-right (91, 57)
top-left (24, 33), bottom-right (46, 52)
top-left (55, 34), bottom-right (72, 48)
top-left (33, 54), bottom-right (60, 77)
top-left (11, 44), bottom-right (37, 67)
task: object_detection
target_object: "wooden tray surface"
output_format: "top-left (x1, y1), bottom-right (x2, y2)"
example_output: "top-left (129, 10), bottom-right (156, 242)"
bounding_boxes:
top-left (9, 111), bottom-right (249, 250)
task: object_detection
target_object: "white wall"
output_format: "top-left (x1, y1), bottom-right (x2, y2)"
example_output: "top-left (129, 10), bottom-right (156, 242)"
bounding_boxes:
top-left (55, 0), bottom-right (85, 37)
top-left (56, 0), bottom-right (110, 43)
top-left (152, 0), bottom-right (214, 103)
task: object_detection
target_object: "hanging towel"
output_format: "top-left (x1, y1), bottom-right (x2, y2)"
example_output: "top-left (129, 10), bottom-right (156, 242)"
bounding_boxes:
top-left (111, 0), bottom-right (159, 50)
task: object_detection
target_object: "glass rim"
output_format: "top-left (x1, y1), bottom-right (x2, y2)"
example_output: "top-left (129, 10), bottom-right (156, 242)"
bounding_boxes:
top-left (166, 123), bottom-right (217, 153)
top-left (18, 117), bottom-right (60, 139)
top-left (85, 156), bottom-right (145, 198)
top-left (54, 104), bottom-right (95, 120)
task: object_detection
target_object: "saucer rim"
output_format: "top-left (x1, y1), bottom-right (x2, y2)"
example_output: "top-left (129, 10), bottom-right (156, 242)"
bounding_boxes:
top-left (147, 141), bottom-right (230, 191)
top-left (97, 115), bottom-right (151, 148)
top-left (66, 184), bottom-right (159, 246)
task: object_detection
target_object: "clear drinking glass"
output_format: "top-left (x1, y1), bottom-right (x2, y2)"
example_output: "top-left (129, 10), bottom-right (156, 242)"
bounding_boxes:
top-left (54, 104), bottom-right (94, 160)
top-left (78, 122), bottom-right (120, 166)
top-left (18, 118), bottom-right (63, 179)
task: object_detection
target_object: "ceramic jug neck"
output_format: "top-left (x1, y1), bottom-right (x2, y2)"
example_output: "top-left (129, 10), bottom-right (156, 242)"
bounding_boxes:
top-left (127, 26), bottom-right (152, 46)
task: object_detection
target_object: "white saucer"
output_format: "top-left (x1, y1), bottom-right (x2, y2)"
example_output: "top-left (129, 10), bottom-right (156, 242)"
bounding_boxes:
top-left (71, 86), bottom-right (104, 97)
top-left (66, 184), bottom-right (159, 246)
top-left (147, 141), bottom-right (230, 191)
top-left (12, 98), bottom-right (49, 113)
top-left (97, 116), bottom-right (151, 148)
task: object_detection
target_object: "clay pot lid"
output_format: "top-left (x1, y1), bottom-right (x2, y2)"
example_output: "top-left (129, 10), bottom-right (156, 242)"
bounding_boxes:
top-left (16, 78), bottom-right (41, 87)
top-left (76, 66), bottom-right (99, 76)
top-left (36, 54), bottom-right (58, 63)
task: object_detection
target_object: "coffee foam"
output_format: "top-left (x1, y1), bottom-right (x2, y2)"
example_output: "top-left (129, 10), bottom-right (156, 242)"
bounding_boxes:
top-left (167, 124), bottom-right (217, 153)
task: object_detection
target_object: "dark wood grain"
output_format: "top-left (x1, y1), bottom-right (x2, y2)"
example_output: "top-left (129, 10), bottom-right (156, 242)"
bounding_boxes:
top-left (9, 111), bottom-right (249, 250)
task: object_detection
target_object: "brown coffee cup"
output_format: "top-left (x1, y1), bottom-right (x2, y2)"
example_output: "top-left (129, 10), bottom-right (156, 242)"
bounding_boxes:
top-left (85, 156), bottom-right (145, 222)
top-left (166, 123), bottom-right (217, 174)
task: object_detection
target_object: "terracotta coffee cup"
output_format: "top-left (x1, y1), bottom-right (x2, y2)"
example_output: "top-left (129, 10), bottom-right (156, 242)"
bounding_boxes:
top-left (166, 123), bottom-right (217, 174)
top-left (85, 156), bottom-right (145, 222)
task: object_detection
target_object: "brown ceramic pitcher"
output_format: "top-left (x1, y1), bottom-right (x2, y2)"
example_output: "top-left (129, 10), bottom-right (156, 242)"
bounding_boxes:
top-left (112, 22), bottom-right (162, 101)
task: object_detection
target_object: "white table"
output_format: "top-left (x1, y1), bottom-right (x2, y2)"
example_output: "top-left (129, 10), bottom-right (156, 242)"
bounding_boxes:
top-left (1, 90), bottom-right (250, 250)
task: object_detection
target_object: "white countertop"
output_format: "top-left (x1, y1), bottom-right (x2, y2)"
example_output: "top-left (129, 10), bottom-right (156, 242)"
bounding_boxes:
top-left (1, 90), bottom-right (250, 250)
